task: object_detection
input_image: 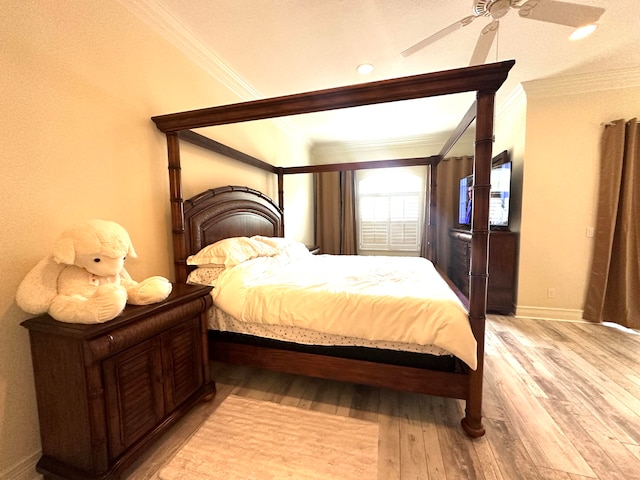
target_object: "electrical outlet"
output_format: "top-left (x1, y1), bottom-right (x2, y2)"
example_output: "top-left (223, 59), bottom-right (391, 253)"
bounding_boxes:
top-left (547, 288), bottom-right (556, 298)
top-left (586, 227), bottom-right (595, 238)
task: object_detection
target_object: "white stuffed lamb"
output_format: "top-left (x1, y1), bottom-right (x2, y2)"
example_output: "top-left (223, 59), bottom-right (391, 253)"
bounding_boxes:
top-left (16, 219), bottom-right (172, 324)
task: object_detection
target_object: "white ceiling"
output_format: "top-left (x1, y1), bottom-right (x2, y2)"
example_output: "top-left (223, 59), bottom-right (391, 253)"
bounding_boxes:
top-left (140, 0), bottom-right (640, 146)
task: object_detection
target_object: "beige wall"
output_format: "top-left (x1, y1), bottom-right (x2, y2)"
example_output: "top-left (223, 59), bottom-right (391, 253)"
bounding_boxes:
top-left (491, 88), bottom-right (528, 307)
top-left (494, 88), bottom-right (527, 235)
top-left (516, 82), bottom-right (640, 320)
top-left (0, 1), bottom-right (310, 477)
top-left (3, 1), bottom-right (639, 477)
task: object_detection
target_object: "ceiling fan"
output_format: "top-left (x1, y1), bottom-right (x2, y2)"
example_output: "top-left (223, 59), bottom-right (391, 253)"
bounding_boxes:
top-left (401, 0), bottom-right (605, 65)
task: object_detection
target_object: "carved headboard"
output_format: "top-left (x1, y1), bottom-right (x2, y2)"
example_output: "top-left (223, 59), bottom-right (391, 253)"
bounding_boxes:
top-left (176, 185), bottom-right (284, 281)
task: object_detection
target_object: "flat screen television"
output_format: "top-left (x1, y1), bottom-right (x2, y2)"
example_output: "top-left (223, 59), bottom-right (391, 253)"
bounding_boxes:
top-left (458, 160), bottom-right (512, 228)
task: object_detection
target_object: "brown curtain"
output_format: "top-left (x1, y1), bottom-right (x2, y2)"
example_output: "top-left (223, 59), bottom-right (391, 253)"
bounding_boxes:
top-left (314, 171), bottom-right (357, 255)
top-left (428, 156), bottom-right (474, 273)
top-left (583, 119), bottom-right (640, 328)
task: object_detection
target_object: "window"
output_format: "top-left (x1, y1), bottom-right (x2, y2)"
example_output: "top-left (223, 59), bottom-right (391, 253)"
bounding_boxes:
top-left (357, 168), bottom-right (425, 252)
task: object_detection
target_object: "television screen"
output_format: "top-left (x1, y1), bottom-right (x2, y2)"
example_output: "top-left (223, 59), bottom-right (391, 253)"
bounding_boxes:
top-left (458, 161), bottom-right (511, 227)
top-left (458, 174), bottom-right (473, 226)
top-left (489, 162), bottom-right (511, 227)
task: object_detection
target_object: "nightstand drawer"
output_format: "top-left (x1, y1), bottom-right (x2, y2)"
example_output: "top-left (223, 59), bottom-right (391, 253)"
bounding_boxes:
top-left (448, 228), bottom-right (518, 315)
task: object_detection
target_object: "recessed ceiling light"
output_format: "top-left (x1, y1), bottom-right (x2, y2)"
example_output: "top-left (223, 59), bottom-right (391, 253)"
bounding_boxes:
top-left (570, 23), bottom-right (597, 41)
top-left (357, 63), bottom-right (374, 75)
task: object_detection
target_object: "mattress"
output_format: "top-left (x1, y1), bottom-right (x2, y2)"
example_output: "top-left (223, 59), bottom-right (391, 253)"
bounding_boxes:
top-left (208, 305), bottom-right (452, 356)
top-left (203, 252), bottom-right (477, 369)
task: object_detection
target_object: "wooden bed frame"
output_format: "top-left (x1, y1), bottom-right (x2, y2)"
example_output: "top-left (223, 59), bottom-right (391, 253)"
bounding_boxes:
top-left (151, 60), bottom-right (515, 437)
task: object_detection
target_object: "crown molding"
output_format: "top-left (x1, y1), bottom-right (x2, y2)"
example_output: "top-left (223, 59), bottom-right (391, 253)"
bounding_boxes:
top-left (117, 0), bottom-right (309, 146)
top-left (118, 0), bottom-right (260, 100)
top-left (522, 66), bottom-right (640, 98)
top-left (311, 131), bottom-right (476, 162)
top-left (313, 87), bottom-right (529, 159)
top-left (497, 84), bottom-right (526, 118)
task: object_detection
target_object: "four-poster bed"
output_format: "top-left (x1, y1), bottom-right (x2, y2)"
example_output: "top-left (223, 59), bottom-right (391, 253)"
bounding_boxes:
top-left (152, 60), bottom-right (515, 437)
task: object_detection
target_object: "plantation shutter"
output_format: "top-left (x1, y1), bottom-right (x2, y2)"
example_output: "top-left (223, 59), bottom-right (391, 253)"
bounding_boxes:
top-left (359, 192), bottom-right (420, 251)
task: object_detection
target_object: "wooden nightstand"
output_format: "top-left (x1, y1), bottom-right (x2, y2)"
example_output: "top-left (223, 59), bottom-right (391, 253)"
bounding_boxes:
top-left (21, 283), bottom-right (215, 480)
top-left (306, 245), bottom-right (320, 255)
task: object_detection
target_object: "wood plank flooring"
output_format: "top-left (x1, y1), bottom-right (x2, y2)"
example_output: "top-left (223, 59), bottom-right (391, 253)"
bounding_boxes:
top-left (124, 315), bottom-right (640, 480)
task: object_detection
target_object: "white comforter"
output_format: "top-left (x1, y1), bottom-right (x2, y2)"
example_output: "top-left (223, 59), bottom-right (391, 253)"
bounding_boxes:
top-left (211, 254), bottom-right (477, 369)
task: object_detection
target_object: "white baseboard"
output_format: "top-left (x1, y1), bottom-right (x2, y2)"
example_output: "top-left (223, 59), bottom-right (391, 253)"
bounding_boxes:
top-left (0, 451), bottom-right (41, 480)
top-left (515, 305), bottom-right (585, 322)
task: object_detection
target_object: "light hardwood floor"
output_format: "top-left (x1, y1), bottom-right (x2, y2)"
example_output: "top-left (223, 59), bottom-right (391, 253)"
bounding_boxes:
top-left (125, 315), bottom-right (640, 480)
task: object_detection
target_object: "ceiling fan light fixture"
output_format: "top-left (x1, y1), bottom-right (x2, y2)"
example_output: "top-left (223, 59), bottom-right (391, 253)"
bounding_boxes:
top-left (569, 23), bottom-right (597, 41)
top-left (489, 0), bottom-right (511, 19)
top-left (402, 0), bottom-right (607, 62)
top-left (357, 63), bottom-right (374, 75)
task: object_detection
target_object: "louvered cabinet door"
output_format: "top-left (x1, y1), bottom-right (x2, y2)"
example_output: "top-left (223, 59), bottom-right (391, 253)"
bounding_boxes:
top-left (162, 316), bottom-right (203, 412)
top-left (103, 336), bottom-right (165, 459)
top-left (22, 283), bottom-right (215, 480)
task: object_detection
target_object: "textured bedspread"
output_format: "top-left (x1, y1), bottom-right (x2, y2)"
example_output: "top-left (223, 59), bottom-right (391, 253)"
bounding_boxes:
top-left (212, 254), bottom-right (477, 369)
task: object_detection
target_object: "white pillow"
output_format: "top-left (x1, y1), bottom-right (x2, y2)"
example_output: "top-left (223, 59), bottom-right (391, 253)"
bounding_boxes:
top-left (252, 236), bottom-right (311, 261)
top-left (187, 237), bottom-right (278, 268)
top-left (186, 266), bottom-right (226, 286)
top-left (251, 235), bottom-right (294, 250)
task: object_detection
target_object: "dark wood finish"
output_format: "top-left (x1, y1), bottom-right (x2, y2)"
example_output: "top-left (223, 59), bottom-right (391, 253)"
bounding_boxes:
top-left (103, 336), bottom-right (166, 460)
top-left (175, 185), bottom-right (284, 283)
top-left (210, 341), bottom-right (469, 399)
top-left (179, 130), bottom-right (441, 175)
top-left (438, 100), bottom-right (477, 159)
top-left (184, 186), bottom-right (481, 434)
top-left (179, 130), bottom-right (278, 174)
top-left (306, 245), bottom-right (320, 255)
top-left (151, 61), bottom-right (514, 132)
top-left (449, 228), bottom-right (518, 315)
top-left (21, 283), bottom-right (215, 480)
top-left (281, 156), bottom-right (439, 174)
top-left (425, 162), bottom-right (438, 260)
top-left (457, 89), bottom-right (494, 438)
top-left (152, 60), bottom-right (516, 438)
top-left (277, 168), bottom-right (284, 215)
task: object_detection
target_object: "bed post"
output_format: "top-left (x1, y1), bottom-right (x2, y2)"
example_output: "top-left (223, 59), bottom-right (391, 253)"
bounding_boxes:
top-left (277, 168), bottom-right (285, 234)
top-left (461, 89), bottom-right (494, 438)
top-left (151, 62), bottom-right (516, 440)
top-left (166, 132), bottom-right (188, 283)
top-left (427, 162), bottom-right (438, 261)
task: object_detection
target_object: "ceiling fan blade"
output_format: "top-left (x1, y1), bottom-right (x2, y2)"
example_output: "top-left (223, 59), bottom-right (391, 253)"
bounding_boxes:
top-left (469, 20), bottom-right (499, 66)
top-left (518, 0), bottom-right (605, 28)
top-left (401, 15), bottom-right (476, 57)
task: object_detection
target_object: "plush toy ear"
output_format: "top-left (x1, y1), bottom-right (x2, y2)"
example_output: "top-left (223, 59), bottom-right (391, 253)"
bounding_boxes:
top-left (52, 237), bottom-right (76, 265)
top-left (127, 242), bottom-right (138, 259)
